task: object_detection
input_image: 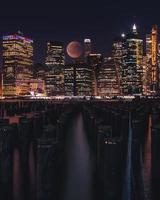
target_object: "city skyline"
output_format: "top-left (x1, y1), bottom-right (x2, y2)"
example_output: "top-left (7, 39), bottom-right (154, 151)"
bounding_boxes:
top-left (0, 23), bottom-right (159, 64)
top-left (1, 23), bottom-right (160, 97)
top-left (1, 0), bottom-right (160, 63)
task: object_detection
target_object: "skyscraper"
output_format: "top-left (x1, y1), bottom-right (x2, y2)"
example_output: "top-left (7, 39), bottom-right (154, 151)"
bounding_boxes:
top-left (146, 25), bottom-right (159, 94)
top-left (84, 39), bottom-right (92, 57)
top-left (0, 73), bottom-right (3, 97)
top-left (45, 42), bottom-right (65, 96)
top-left (45, 42), bottom-right (65, 66)
top-left (112, 34), bottom-right (127, 95)
top-left (3, 32), bottom-right (33, 96)
top-left (121, 24), bottom-right (143, 95)
top-left (64, 63), bottom-right (92, 96)
top-left (142, 56), bottom-right (148, 95)
top-left (97, 57), bottom-right (119, 97)
top-left (87, 53), bottom-right (103, 96)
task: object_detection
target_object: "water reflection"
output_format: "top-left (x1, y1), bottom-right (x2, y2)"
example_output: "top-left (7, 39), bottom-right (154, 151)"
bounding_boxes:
top-left (122, 112), bottom-right (132, 200)
top-left (13, 143), bottom-right (35, 200)
top-left (29, 143), bottom-right (36, 200)
top-left (13, 148), bottom-right (22, 200)
top-left (142, 115), bottom-right (152, 200)
top-left (3, 109), bottom-right (160, 200)
top-left (62, 114), bottom-right (94, 200)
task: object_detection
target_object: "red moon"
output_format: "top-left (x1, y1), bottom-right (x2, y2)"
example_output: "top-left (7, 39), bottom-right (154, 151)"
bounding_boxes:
top-left (66, 41), bottom-right (83, 58)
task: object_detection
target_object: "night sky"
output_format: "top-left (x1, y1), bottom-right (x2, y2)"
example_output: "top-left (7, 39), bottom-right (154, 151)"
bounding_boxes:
top-left (0, 0), bottom-right (160, 63)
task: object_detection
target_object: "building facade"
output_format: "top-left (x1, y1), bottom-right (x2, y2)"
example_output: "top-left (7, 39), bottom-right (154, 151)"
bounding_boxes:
top-left (121, 25), bottom-right (143, 95)
top-left (112, 35), bottom-right (127, 95)
top-left (45, 42), bottom-right (65, 96)
top-left (84, 39), bottom-right (92, 58)
top-left (97, 57), bottom-right (120, 97)
top-left (0, 73), bottom-right (3, 97)
top-left (87, 53), bottom-right (103, 96)
top-left (146, 25), bottom-right (159, 94)
top-left (64, 63), bottom-right (92, 96)
top-left (3, 33), bottom-right (33, 96)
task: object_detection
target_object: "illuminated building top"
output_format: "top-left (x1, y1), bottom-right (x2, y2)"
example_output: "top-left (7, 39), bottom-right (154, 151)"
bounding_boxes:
top-left (132, 24), bottom-right (137, 34)
top-left (45, 41), bottom-right (65, 66)
top-left (3, 34), bottom-right (33, 43)
top-left (84, 39), bottom-right (91, 43)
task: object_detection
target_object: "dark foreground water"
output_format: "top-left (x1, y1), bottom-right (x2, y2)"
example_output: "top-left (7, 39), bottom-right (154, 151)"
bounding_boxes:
top-left (10, 113), bottom-right (94, 200)
top-left (1, 112), bottom-right (159, 200)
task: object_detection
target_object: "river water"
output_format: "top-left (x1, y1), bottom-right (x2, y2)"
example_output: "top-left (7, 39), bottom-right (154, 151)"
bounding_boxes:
top-left (8, 113), bottom-right (94, 200)
top-left (1, 112), bottom-right (159, 200)
top-left (122, 112), bottom-right (132, 200)
top-left (61, 113), bottom-right (94, 200)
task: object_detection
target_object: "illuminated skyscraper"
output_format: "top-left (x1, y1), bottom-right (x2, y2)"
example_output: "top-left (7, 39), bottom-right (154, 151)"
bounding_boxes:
top-left (152, 26), bottom-right (158, 69)
top-left (142, 56), bottom-right (148, 95)
top-left (84, 39), bottom-right (92, 57)
top-left (0, 73), bottom-right (3, 97)
top-left (64, 63), bottom-right (92, 96)
top-left (45, 42), bottom-right (65, 96)
top-left (158, 44), bottom-right (160, 89)
top-left (87, 53), bottom-right (103, 96)
top-left (146, 25), bottom-right (159, 93)
top-left (45, 42), bottom-right (65, 66)
top-left (97, 57), bottom-right (119, 96)
top-left (112, 34), bottom-right (127, 95)
top-left (146, 34), bottom-right (152, 94)
top-left (121, 24), bottom-right (143, 95)
top-left (3, 33), bottom-right (33, 96)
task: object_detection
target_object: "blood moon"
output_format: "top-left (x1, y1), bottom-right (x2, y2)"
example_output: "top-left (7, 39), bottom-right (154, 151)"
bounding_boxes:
top-left (66, 41), bottom-right (83, 58)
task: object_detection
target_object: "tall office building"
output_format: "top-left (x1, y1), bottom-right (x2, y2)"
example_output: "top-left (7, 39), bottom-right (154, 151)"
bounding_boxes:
top-left (0, 73), bottom-right (3, 97)
top-left (3, 33), bottom-right (33, 96)
top-left (158, 43), bottom-right (160, 89)
top-left (142, 56), bottom-right (148, 95)
top-left (45, 42), bottom-right (65, 96)
top-left (121, 24), bottom-right (143, 95)
top-left (97, 57), bottom-right (119, 97)
top-left (64, 62), bottom-right (92, 96)
top-left (112, 34), bottom-right (127, 95)
top-left (152, 25), bottom-right (158, 80)
top-left (84, 39), bottom-right (92, 57)
top-left (87, 53), bottom-right (103, 96)
top-left (145, 34), bottom-right (152, 94)
top-left (146, 25), bottom-right (159, 94)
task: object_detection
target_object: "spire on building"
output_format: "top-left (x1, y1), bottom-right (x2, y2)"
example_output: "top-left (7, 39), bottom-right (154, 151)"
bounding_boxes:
top-left (132, 24), bottom-right (137, 34)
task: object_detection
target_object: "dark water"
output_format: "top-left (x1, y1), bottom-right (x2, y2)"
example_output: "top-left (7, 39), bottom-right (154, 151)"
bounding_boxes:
top-left (13, 148), bottom-right (22, 200)
top-left (122, 112), bottom-right (132, 200)
top-left (142, 116), bottom-right (152, 200)
top-left (62, 113), bottom-right (94, 200)
top-left (2, 112), bottom-right (159, 200)
top-left (13, 143), bottom-right (36, 200)
top-left (12, 113), bottom-right (94, 200)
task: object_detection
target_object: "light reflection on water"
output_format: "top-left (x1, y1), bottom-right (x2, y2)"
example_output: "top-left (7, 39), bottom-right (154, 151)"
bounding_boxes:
top-left (3, 111), bottom-right (159, 200)
top-left (142, 115), bottom-right (152, 200)
top-left (12, 114), bottom-right (94, 200)
top-left (62, 114), bottom-right (93, 200)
